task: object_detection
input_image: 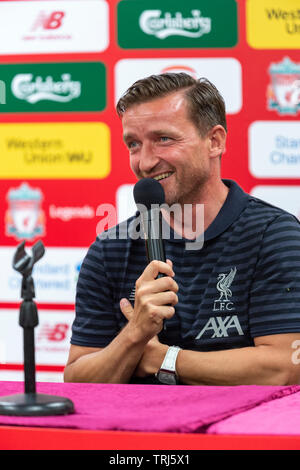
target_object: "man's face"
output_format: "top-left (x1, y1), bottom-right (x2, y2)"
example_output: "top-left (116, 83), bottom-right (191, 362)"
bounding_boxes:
top-left (121, 91), bottom-right (214, 206)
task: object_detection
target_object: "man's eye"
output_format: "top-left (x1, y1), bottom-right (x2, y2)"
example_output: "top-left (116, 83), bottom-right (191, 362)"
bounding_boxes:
top-left (160, 136), bottom-right (170, 142)
top-left (128, 141), bottom-right (138, 149)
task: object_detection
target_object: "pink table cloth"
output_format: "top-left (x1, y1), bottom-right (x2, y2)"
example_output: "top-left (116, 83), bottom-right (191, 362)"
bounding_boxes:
top-left (0, 381), bottom-right (299, 433)
top-left (208, 388), bottom-right (300, 435)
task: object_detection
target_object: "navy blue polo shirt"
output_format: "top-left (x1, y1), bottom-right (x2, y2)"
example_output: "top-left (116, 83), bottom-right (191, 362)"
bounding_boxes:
top-left (71, 180), bottom-right (300, 353)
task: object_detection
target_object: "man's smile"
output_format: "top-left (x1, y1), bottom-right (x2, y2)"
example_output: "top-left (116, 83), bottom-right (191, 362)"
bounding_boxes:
top-left (152, 171), bottom-right (174, 182)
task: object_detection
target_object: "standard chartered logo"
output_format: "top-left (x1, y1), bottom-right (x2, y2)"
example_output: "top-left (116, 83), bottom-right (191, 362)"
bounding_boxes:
top-left (11, 73), bottom-right (81, 104)
top-left (139, 9), bottom-right (211, 39)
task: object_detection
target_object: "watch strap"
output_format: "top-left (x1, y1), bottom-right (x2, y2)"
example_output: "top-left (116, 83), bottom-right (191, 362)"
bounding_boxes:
top-left (159, 346), bottom-right (181, 374)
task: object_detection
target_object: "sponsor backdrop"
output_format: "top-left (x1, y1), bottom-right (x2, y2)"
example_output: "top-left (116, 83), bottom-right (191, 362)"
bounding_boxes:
top-left (0, 0), bottom-right (299, 381)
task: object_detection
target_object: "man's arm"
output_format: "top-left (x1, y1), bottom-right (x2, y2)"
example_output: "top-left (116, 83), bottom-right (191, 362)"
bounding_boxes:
top-left (131, 332), bottom-right (300, 385)
top-left (64, 260), bottom-right (178, 383)
top-left (64, 327), bottom-right (148, 384)
top-left (119, 297), bottom-right (300, 385)
top-left (177, 333), bottom-right (300, 385)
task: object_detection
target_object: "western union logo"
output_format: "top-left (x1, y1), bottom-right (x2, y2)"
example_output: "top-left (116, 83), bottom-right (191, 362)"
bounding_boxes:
top-left (0, 123), bottom-right (110, 179)
top-left (247, 0), bottom-right (300, 49)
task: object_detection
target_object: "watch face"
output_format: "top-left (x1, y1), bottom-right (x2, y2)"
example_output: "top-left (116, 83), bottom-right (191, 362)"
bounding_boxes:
top-left (157, 371), bottom-right (177, 385)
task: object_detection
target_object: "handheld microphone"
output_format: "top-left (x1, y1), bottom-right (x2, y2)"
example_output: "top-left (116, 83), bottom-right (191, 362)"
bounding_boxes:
top-left (133, 178), bottom-right (166, 277)
top-left (133, 178), bottom-right (172, 331)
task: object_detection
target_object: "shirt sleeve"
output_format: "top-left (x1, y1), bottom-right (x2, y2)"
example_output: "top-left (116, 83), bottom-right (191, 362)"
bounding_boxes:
top-left (249, 213), bottom-right (300, 338)
top-left (71, 238), bottom-right (119, 348)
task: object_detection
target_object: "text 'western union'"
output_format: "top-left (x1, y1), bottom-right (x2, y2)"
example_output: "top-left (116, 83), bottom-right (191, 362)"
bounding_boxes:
top-left (247, 0), bottom-right (300, 48)
top-left (7, 138), bottom-right (93, 163)
top-left (265, 8), bottom-right (300, 34)
top-left (0, 122), bottom-right (110, 179)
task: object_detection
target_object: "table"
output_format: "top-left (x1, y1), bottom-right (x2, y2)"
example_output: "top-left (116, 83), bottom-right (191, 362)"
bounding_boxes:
top-left (2, 425), bottom-right (300, 450)
top-left (1, 381), bottom-right (300, 450)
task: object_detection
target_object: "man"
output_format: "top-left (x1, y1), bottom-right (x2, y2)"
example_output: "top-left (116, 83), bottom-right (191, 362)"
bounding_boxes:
top-left (64, 73), bottom-right (300, 385)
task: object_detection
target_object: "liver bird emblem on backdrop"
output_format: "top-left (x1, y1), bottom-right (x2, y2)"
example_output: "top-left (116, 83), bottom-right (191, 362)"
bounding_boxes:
top-left (216, 267), bottom-right (237, 302)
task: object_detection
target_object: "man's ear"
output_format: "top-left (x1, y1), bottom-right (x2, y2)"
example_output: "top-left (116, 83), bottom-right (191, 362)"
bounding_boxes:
top-left (208, 125), bottom-right (227, 158)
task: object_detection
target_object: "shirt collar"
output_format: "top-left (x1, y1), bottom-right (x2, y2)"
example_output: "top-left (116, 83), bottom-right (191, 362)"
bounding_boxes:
top-left (130, 179), bottom-right (251, 244)
top-left (203, 179), bottom-right (250, 241)
top-left (163, 179), bottom-right (250, 244)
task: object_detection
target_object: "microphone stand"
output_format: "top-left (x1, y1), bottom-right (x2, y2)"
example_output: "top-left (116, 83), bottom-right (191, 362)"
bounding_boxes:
top-left (0, 240), bottom-right (74, 416)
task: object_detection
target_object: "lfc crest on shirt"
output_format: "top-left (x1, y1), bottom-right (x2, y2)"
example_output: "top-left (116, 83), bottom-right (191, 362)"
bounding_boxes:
top-left (213, 267), bottom-right (237, 312)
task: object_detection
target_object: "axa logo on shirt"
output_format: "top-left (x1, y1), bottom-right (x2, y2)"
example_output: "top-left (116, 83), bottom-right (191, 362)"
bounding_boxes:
top-left (196, 315), bottom-right (244, 339)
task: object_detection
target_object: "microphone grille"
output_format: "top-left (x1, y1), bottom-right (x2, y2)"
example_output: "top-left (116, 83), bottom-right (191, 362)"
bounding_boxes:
top-left (133, 178), bottom-right (165, 209)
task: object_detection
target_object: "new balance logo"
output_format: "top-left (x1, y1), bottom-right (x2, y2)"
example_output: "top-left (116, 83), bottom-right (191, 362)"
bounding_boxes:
top-left (31, 11), bottom-right (65, 31)
top-left (195, 315), bottom-right (244, 339)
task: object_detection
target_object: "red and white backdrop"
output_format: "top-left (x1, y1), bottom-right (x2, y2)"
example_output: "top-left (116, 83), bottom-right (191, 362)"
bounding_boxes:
top-left (0, 0), bottom-right (299, 381)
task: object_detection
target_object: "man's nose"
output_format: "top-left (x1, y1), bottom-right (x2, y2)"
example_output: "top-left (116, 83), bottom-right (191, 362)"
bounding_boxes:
top-left (138, 142), bottom-right (160, 175)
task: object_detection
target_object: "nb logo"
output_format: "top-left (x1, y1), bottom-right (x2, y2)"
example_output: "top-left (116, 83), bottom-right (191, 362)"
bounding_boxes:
top-left (31, 11), bottom-right (65, 31)
top-left (37, 323), bottom-right (69, 342)
top-left (195, 315), bottom-right (244, 339)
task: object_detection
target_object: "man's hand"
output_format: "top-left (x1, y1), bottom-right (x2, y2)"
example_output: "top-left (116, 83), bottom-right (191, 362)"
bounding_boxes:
top-left (122, 259), bottom-right (178, 343)
top-left (120, 297), bottom-right (164, 377)
top-left (119, 259), bottom-right (177, 376)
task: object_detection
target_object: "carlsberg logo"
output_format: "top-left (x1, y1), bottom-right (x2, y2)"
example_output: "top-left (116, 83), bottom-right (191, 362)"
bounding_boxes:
top-left (11, 73), bottom-right (81, 104)
top-left (139, 9), bottom-right (211, 39)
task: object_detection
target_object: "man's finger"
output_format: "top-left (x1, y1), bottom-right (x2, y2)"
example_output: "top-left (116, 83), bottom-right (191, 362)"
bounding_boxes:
top-left (139, 260), bottom-right (174, 282)
top-left (120, 298), bottom-right (134, 320)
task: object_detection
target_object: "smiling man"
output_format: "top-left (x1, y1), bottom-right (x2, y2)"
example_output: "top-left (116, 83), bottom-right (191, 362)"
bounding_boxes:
top-left (64, 73), bottom-right (300, 386)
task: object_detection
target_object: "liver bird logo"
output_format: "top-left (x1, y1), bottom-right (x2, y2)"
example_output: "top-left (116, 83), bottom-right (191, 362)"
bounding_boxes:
top-left (216, 267), bottom-right (237, 302)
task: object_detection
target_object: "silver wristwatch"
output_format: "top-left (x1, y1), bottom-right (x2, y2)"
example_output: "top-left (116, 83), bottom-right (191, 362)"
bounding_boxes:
top-left (156, 346), bottom-right (181, 385)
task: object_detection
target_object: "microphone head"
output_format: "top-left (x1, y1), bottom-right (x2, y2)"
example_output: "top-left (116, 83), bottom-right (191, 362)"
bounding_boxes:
top-left (133, 178), bottom-right (165, 210)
